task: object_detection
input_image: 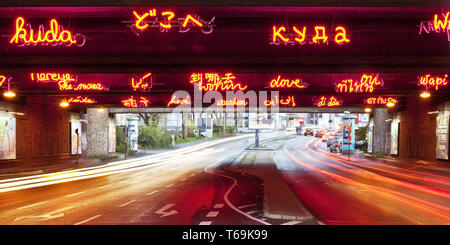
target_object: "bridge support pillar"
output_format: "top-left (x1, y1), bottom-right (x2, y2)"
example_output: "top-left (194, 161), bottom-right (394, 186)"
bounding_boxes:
top-left (372, 108), bottom-right (389, 154)
top-left (86, 108), bottom-right (115, 157)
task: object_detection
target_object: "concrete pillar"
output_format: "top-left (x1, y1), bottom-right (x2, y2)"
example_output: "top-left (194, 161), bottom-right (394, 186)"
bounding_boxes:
top-left (86, 108), bottom-right (110, 156)
top-left (372, 108), bottom-right (389, 154)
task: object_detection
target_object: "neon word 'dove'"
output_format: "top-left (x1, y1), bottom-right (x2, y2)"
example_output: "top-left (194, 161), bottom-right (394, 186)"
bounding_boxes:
top-left (315, 96), bottom-right (342, 107)
top-left (419, 12), bottom-right (450, 42)
top-left (66, 96), bottom-right (97, 104)
top-left (264, 95), bottom-right (296, 107)
top-left (132, 9), bottom-right (215, 34)
top-left (131, 73), bottom-right (152, 92)
top-left (365, 97), bottom-right (398, 105)
top-left (167, 95), bottom-right (191, 107)
top-left (189, 73), bottom-right (248, 92)
top-left (418, 74), bottom-right (448, 91)
top-left (336, 74), bottom-right (383, 93)
top-left (271, 25), bottom-right (350, 46)
top-left (30, 72), bottom-right (76, 83)
top-left (10, 17), bottom-right (86, 47)
top-left (122, 96), bottom-right (150, 108)
top-left (269, 75), bottom-right (308, 89)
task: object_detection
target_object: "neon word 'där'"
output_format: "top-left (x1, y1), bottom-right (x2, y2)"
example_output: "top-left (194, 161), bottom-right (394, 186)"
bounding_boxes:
top-left (167, 95), bottom-right (191, 107)
top-left (10, 17), bottom-right (86, 47)
top-left (419, 12), bottom-right (450, 42)
top-left (131, 73), bottom-right (152, 92)
top-left (418, 74), bottom-right (448, 91)
top-left (271, 25), bottom-right (350, 46)
top-left (132, 9), bottom-right (215, 34)
top-left (264, 95), bottom-right (296, 107)
top-left (269, 75), bottom-right (308, 89)
top-left (336, 74), bottom-right (383, 93)
top-left (30, 72), bottom-right (76, 83)
top-left (66, 96), bottom-right (97, 104)
top-left (189, 73), bottom-right (247, 92)
top-left (122, 96), bottom-right (150, 108)
top-left (315, 96), bottom-right (342, 107)
top-left (365, 97), bottom-right (398, 105)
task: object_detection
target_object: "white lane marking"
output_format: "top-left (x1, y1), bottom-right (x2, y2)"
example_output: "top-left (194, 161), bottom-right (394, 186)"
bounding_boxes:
top-left (281, 220), bottom-right (303, 225)
top-left (65, 191), bottom-right (85, 198)
top-left (245, 210), bottom-right (259, 215)
top-left (74, 214), bottom-right (102, 225)
top-left (119, 200), bottom-right (136, 207)
top-left (14, 206), bottom-right (74, 222)
top-left (238, 203), bottom-right (258, 209)
top-left (213, 204), bottom-right (224, 209)
top-left (97, 185), bottom-right (110, 190)
top-left (199, 221), bottom-right (212, 225)
top-left (17, 201), bottom-right (47, 210)
top-left (155, 204), bottom-right (178, 217)
top-left (165, 183), bottom-right (174, 188)
top-left (146, 190), bottom-right (159, 196)
top-left (206, 211), bottom-right (219, 217)
top-left (204, 159), bottom-right (271, 226)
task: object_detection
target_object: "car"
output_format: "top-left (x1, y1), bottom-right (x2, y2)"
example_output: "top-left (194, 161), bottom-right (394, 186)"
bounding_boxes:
top-left (322, 133), bottom-right (330, 142)
top-left (304, 128), bottom-right (314, 136)
top-left (315, 130), bottom-right (323, 138)
top-left (329, 140), bottom-right (342, 153)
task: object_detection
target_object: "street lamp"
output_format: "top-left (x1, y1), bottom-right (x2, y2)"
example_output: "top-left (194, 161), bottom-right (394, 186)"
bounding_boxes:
top-left (386, 102), bottom-right (395, 108)
top-left (60, 100), bottom-right (70, 108)
top-left (364, 107), bottom-right (372, 113)
top-left (420, 91), bottom-right (431, 99)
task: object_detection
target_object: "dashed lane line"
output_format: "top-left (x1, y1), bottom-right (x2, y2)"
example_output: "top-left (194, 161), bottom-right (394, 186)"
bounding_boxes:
top-left (74, 214), bottom-right (102, 225)
top-left (199, 221), bottom-right (212, 225)
top-left (206, 211), bottom-right (219, 218)
top-left (119, 200), bottom-right (136, 207)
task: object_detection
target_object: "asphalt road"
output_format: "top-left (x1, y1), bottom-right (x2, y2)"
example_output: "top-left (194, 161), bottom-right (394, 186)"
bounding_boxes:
top-left (276, 135), bottom-right (450, 225)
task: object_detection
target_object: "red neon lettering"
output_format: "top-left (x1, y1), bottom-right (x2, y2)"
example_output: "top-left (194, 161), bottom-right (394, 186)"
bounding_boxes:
top-left (0, 75), bottom-right (6, 87)
top-left (365, 97), bottom-right (398, 105)
top-left (66, 96), bottom-right (97, 104)
top-left (335, 26), bottom-right (350, 44)
top-left (182, 14), bottom-right (203, 28)
top-left (293, 26), bottom-right (306, 44)
top-left (167, 95), bottom-right (191, 107)
top-left (272, 26), bottom-right (289, 43)
top-left (418, 74), bottom-right (448, 90)
top-left (216, 98), bottom-right (248, 107)
top-left (434, 12), bottom-right (450, 30)
top-left (312, 26), bottom-right (328, 44)
top-left (160, 11), bottom-right (175, 29)
top-left (264, 95), bottom-right (296, 107)
top-left (269, 75), bottom-right (307, 89)
top-left (189, 73), bottom-right (247, 92)
top-left (122, 96), bottom-right (150, 108)
top-left (336, 74), bottom-right (383, 93)
top-left (74, 83), bottom-right (106, 91)
top-left (30, 72), bottom-right (76, 83)
top-left (316, 96), bottom-right (342, 107)
top-left (133, 10), bottom-right (157, 30)
top-left (131, 73), bottom-right (152, 91)
top-left (327, 96), bottom-right (341, 107)
top-left (10, 17), bottom-right (84, 47)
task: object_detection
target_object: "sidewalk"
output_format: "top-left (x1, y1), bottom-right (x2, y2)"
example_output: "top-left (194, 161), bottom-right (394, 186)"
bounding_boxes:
top-left (225, 150), bottom-right (316, 221)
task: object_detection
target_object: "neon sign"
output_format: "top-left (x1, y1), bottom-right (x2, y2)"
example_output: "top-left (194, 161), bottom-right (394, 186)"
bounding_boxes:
top-left (30, 72), bottom-right (76, 83)
top-left (131, 73), bottom-right (152, 92)
top-left (122, 96), bottom-right (150, 108)
top-left (419, 12), bottom-right (450, 41)
top-left (335, 74), bottom-right (383, 93)
top-left (66, 96), bottom-right (97, 104)
top-left (132, 9), bottom-right (215, 34)
top-left (10, 17), bottom-right (86, 47)
top-left (0, 75), bottom-right (11, 87)
top-left (189, 73), bottom-right (247, 92)
top-left (167, 95), bottom-right (191, 107)
top-left (264, 95), bottom-right (297, 107)
top-left (315, 96), bottom-right (342, 107)
top-left (269, 75), bottom-right (308, 89)
top-left (58, 81), bottom-right (108, 91)
top-left (365, 97), bottom-right (398, 105)
top-left (216, 98), bottom-right (249, 107)
top-left (271, 25), bottom-right (350, 45)
top-left (418, 74), bottom-right (448, 91)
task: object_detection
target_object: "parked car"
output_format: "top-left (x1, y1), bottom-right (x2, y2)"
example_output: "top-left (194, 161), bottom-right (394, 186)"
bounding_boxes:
top-left (304, 128), bottom-right (314, 136)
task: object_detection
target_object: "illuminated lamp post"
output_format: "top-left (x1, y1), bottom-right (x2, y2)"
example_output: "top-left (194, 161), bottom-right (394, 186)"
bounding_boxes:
top-left (386, 101), bottom-right (396, 108)
top-left (60, 100), bottom-right (70, 108)
top-left (364, 107), bottom-right (372, 113)
top-left (97, 107), bottom-right (105, 112)
top-left (420, 91), bottom-right (431, 99)
top-left (3, 79), bottom-right (16, 98)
